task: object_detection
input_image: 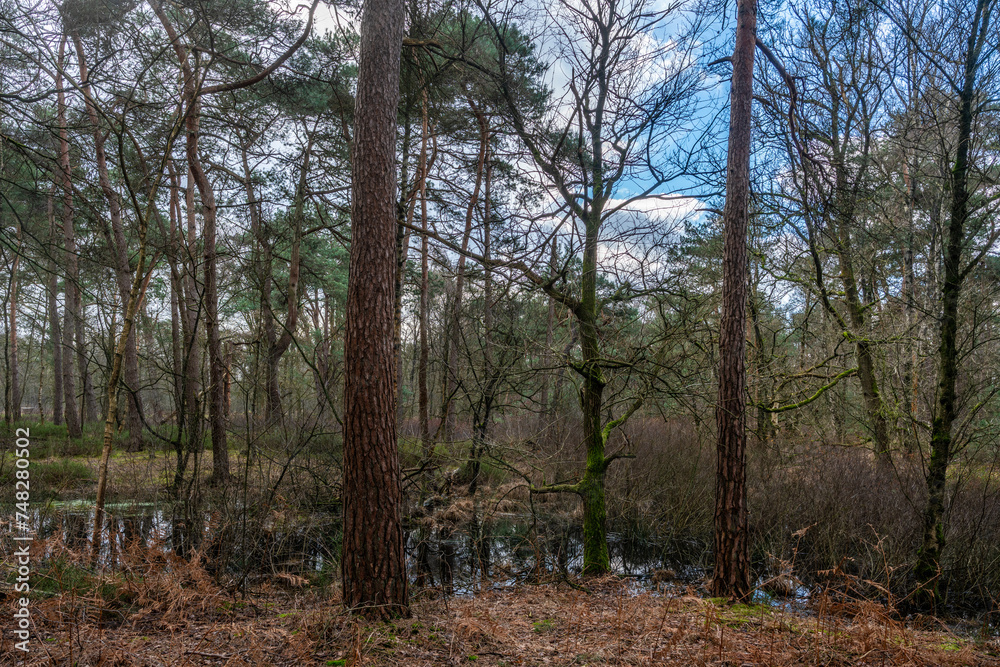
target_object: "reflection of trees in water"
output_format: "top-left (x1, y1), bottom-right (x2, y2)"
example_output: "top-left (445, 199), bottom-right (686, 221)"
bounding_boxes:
top-left (39, 507), bottom-right (672, 594)
top-left (64, 512), bottom-right (89, 549)
top-left (40, 509), bottom-right (159, 563)
top-left (406, 517), bottom-right (670, 594)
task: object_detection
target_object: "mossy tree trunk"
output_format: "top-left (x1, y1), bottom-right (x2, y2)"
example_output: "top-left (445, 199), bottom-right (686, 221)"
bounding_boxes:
top-left (913, 0), bottom-right (993, 608)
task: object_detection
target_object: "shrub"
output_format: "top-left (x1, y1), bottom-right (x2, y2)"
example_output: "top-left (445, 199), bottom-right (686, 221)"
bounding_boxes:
top-left (36, 460), bottom-right (95, 494)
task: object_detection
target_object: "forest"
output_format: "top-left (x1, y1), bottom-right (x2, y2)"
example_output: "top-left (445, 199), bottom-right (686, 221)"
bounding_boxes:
top-left (1, 0), bottom-right (999, 663)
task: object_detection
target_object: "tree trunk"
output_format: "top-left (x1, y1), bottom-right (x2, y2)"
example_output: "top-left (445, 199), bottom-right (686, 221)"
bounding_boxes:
top-left (417, 91), bottom-right (432, 461)
top-left (913, 0), bottom-right (989, 607)
top-left (394, 103), bottom-right (415, 409)
top-left (182, 94), bottom-right (227, 484)
top-left (92, 181), bottom-right (156, 563)
top-left (469, 147), bottom-right (495, 497)
top-left (341, 0), bottom-right (409, 618)
top-left (7, 226), bottom-right (20, 422)
top-left (578, 207), bottom-right (609, 575)
top-left (834, 193), bottom-right (890, 462)
top-left (73, 33), bottom-right (142, 446)
top-left (748, 290), bottom-right (773, 446)
top-left (36, 308), bottom-right (46, 423)
top-left (441, 100), bottom-right (489, 442)
top-left (193, 113), bottom-right (229, 486)
top-left (901, 157), bottom-right (919, 454)
top-left (483, 154), bottom-right (494, 367)
top-left (542, 237), bottom-right (556, 417)
top-left (262, 133), bottom-right (309, 425)
top-left (47, 190), bottom-right (64, 426)
top-left (253, 178), bottom-right (276, 422)
top-left (181, 163), bottom-right (203, 488)
top-left (75, 297), bottom-right (98, 425)
top-left (311, 291), bottom-right (333, 416)
top-left (712, 0), bottom-right (756, 602)
top-left (56, 37), bottom-right (81, 439)
top-left (154, 3), bottom-right (228, 484)
top-left (168, 165), bottom-right (184, 437)
top-left (223, 342), bottom-right (231, 419)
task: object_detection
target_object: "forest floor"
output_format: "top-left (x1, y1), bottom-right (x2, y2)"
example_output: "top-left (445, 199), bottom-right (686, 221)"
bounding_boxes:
top-left (4, 565), bottom-right (999, 667)
top-left (4, 429), bottom-right (999, 665)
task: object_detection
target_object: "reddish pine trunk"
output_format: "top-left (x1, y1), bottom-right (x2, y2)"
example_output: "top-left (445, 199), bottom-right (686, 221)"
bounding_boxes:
top-left (712, 0), bottom-right (756, 602)
top-left (341, 0), bottom-right (408, 618)
top-left (56, 38), bottom-right (81, 439)
top-left (47, 191), bottom-right (64, 426)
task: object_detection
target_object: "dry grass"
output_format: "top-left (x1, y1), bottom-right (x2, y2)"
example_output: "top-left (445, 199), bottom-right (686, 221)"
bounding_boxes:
top-left (4, 547), bottom-right (998, 667)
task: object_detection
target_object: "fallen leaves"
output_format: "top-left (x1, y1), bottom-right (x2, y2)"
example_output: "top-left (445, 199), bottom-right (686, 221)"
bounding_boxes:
top-left (8, 567), bottom-right (1000, 666)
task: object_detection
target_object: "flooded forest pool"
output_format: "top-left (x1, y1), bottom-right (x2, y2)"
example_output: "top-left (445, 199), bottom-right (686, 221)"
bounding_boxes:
top-left (29, 498), bottom-right (807, 611)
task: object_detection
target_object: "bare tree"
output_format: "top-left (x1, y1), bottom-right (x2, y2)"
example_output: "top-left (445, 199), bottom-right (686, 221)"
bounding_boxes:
top-left (476, 0), bottom-right (707, 574)
top-left (907, 0), bottom-right (998, 609)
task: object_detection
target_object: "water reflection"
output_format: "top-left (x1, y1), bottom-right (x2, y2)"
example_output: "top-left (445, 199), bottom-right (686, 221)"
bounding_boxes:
top-left (31, 504), bottom-right (696, 590)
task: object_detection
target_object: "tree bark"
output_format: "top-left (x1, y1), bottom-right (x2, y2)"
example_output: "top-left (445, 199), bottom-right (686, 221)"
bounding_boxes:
top-left (47, 190), bottom-right (64, 426)
top-left (440, 99), bottom-right (489, 442)
top-left (542, 237), bottom-right (556, 417)
top-left (712, 0), bottom-right (756, 602)
top-left (913, 0), bottom-right (991, 608)
top-left (311, 290), bottom-right (334, 416)
top-left (167, 164), bottom-right (184, 437)
top-left (73, 33), bottom-right (143, 447)
top-left (154, 1), bottom-right (228, 484)
top-left (483, 154), bottom-right (494, 368)
top-left (748, 289), bottom-right (773, 446)
top-left (92, 183), bottom-right (157, 563)
top-left (577, 213), bottom-right (609, 574)
top-left (394, 101), bottom-right (416, 409)
top-left (180, 163), bottom-right (203, 489)
top-left (262, 133), bottom-right (309, 425)
top-left (469, 144), bottom-right (495, 496)
top-left (341, 0), bottom-right (409, 618)
top-left (56, 37), bottom-right (81, 439)
top-left (193, 108), bottom-right (229, 486)
top-left (75, 295), bottom-right (98, 425)
top-left (7, 224), bottom-right (21, 422)
top-left (901, 157), bottom-right (919, 453)
top-left (833, 172), bottom-right (890, 462)
top-left (417, 91), bottom-right (432, 460)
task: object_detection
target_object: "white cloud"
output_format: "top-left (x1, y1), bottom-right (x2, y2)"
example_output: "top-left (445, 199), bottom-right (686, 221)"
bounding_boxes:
top-left (605, 195), bottom-right (703, 225)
